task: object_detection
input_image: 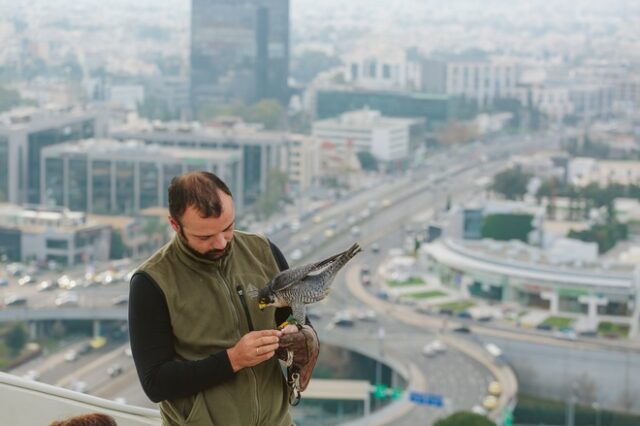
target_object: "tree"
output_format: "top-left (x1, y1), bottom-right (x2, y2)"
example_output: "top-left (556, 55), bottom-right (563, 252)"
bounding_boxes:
top-left (109, 229), bottom-right (131, 260)
top-left (434, 411), bottom-right (496, 426)
top-left (357, 151), bottom-right (379, 171)
top-left (253, 169), bottom-right (290, 220)
top-left (491, 168), bottom-right (531, 200)
top-left (291, 50), bottom-right (342, 84)
top-left (6, 323), bottom-right (27, 356)
top-left (246, 99), bottom-right (285, 130)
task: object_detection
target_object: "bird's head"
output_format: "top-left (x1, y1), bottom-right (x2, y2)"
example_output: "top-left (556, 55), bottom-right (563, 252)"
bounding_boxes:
top-left (257, 287), bottom-right (277, 310)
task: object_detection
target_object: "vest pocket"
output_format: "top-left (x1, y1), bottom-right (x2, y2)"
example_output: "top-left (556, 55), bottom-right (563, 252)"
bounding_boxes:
top-left (162, 392), bottom-right (208, 426)
top-left (184, 392), bottom-right (208, 425)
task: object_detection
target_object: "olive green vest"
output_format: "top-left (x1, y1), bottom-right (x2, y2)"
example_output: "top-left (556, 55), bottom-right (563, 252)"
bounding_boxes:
top-left (137, 231), bottom-right (291, 426)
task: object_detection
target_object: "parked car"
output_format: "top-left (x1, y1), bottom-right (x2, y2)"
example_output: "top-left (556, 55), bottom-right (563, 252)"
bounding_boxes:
top-left (5, 295), bottom-right (27, 306)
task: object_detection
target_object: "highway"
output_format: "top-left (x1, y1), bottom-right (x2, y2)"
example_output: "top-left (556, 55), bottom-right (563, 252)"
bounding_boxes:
top-left (2, 133), bottom-right (549, 421)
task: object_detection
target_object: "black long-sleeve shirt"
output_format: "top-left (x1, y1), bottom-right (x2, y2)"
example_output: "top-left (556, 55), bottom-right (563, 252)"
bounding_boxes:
top-left (128, 240), bottom-right (292, 403)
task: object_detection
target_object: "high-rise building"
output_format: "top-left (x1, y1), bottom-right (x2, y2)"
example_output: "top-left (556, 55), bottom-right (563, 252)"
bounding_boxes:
top-left (190, 0), bottom-right (289, 112)
top-left (41, 139), bottom-right (243, 215)
top-left (0, 106), bottom-right (105, 206)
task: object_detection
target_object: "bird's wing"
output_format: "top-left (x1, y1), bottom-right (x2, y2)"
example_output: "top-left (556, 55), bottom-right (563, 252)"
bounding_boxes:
top-left (270, 248), bottom-right (352, 292)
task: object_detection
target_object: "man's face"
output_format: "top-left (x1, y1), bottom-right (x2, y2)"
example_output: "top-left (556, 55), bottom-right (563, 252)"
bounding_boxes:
top-left (169, 192), bottom-right (235, 260)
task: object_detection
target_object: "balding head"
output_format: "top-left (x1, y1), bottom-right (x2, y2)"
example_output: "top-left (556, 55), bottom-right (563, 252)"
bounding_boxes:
top-left (168, 171), bottom-right (232, 221)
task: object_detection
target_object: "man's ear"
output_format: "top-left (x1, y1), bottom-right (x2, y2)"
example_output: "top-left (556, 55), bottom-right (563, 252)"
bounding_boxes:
top-left (168, 216), bottom-right (180, 234)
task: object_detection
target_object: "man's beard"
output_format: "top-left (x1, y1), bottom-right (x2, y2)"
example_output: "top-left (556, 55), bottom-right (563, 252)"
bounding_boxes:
top-left (178, 229), bottom-right (230, 260)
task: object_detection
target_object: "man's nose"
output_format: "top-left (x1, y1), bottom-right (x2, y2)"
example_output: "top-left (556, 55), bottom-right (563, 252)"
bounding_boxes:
top-left (210, 234), bottom-right (228, 250)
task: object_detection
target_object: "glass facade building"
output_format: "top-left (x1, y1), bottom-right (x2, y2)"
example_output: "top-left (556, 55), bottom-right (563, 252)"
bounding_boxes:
top-left (0, 136), bottom-right (8, 203)
top-left (41, 140), bottom-right (243, 215)
top-left (0, 109), bottom-right (100, 206)
top-left (27, 119), bottom-right (95, 204)
top-left (190, 0), bottom-right (289, 112)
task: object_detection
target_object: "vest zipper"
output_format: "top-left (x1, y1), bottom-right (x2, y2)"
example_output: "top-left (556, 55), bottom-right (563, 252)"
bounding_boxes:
top-left (236, 285), bottom-right (255, 331)
top-left (216, 271), bottom-right (259, 424)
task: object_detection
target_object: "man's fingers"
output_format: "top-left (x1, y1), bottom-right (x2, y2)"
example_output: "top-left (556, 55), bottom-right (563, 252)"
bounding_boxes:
top-left (258, 336), bottom-right (280, 346)
top-left (255, 329), bottom-right (282, 337)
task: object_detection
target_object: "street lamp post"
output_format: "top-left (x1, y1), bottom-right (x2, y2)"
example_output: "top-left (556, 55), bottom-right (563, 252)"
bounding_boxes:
top-left (592, 402), bottom-right (601, 426)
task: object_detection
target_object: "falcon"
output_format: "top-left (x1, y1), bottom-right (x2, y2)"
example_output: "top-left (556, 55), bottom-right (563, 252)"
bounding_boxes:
top-left (255, 242), bottom-right (362, 327)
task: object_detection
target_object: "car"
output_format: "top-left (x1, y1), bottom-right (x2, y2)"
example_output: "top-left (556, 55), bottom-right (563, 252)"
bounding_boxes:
top-left (350, 226), bottom-right (361, 236)
top-left (361, 276), bottom-right (372, 286)
top-left (375, 290), bottom-right (389, 300)
top-left (18, 275), bottom-right (34, 286)
top-left (422, 340), bottom-right (447, 357)
top-left (482, 395), bottom-right (498, 410)
top-left (457, 311), bottom-right (472, 319)
top-left (55, 292), bottom-right (79, 307)
top-left (471, 405), bottom-right (487, 415)
top-left (323, 229), bottom-right (335, 238)
top-left (553, 329), bottom-right (577, 341)
top-left (107, 364), bottom-right (123, 377)
top-left (37, 280), bottom-right (56, 292)
top-left (77, 343), bottom-right (92, 355)
top-left (0, 277), bottom-right (9, 286)
top-left (453, 326), bottom-right (471, 333)
top-left (64, 350), bottom-right (78, 362)
top-left (361, 264), bottom-right (371, 276)
top-left (536, 324), bottom-right (552, 331)
top-left (579, 330), bottom-right (598, 338)
top-left (488, 381), bottom-right (502, 396)
top-left (289, 221), bottom-right (301, 232)
top-left (422, 344), bottom-right (437, 357)
top-left (356, 309), bottom-right (377, 322)
top-left (111, 295), bottom-right (129, 306)
top-left (5, 295), bottom-right (27, 306)
top-left (371, 243), bottom-right (380, 254)
top-left (22, 370), bottom-right (40, 381)
top-left (70, 380), bottom-right (87, 393)
top-left (332, 311), bottom-right (354, 327)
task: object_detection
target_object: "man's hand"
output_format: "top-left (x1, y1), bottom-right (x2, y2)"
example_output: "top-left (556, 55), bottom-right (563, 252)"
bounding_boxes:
top-left (227, 329), bottom-right (282, 372)
top-left (277, 325), bottom-right (317, 367)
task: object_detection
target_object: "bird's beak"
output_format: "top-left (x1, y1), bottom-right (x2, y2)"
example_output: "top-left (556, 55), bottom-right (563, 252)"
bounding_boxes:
top-left (258, 303), bottom-right (267, 310)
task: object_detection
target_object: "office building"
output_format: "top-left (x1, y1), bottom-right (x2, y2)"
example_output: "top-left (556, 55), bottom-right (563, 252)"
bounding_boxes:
top-left (190, 0), bottom-right (289, 111)
top-left (41, 139), bottom-right (243, 215)
top-left (312, 109), bottom-right (424, 168)
top-left (0, 106), bottom-right (105, 206)
top-left (110, 119), bottom-right (286, 205)
top-left (0, 204), bottom-right (111, 265)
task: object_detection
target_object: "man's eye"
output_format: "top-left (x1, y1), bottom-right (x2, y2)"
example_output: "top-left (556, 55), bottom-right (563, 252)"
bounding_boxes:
top-left (199, 237), bottom-right (210, 241)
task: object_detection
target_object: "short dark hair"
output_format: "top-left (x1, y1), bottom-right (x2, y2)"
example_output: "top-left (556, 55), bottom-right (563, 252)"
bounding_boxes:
top-left (168, 171), bottom-right (233, 221)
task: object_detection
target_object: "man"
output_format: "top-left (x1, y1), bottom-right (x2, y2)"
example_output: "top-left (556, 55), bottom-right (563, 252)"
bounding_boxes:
top-left (129, 171), bottom-right (319, 425)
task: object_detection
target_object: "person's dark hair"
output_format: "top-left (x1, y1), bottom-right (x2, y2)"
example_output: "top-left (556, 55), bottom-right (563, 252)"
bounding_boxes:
top-left (49, 412), bottom-right (117, 426)
top-left (168, 171), bottom-right (232, 221)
